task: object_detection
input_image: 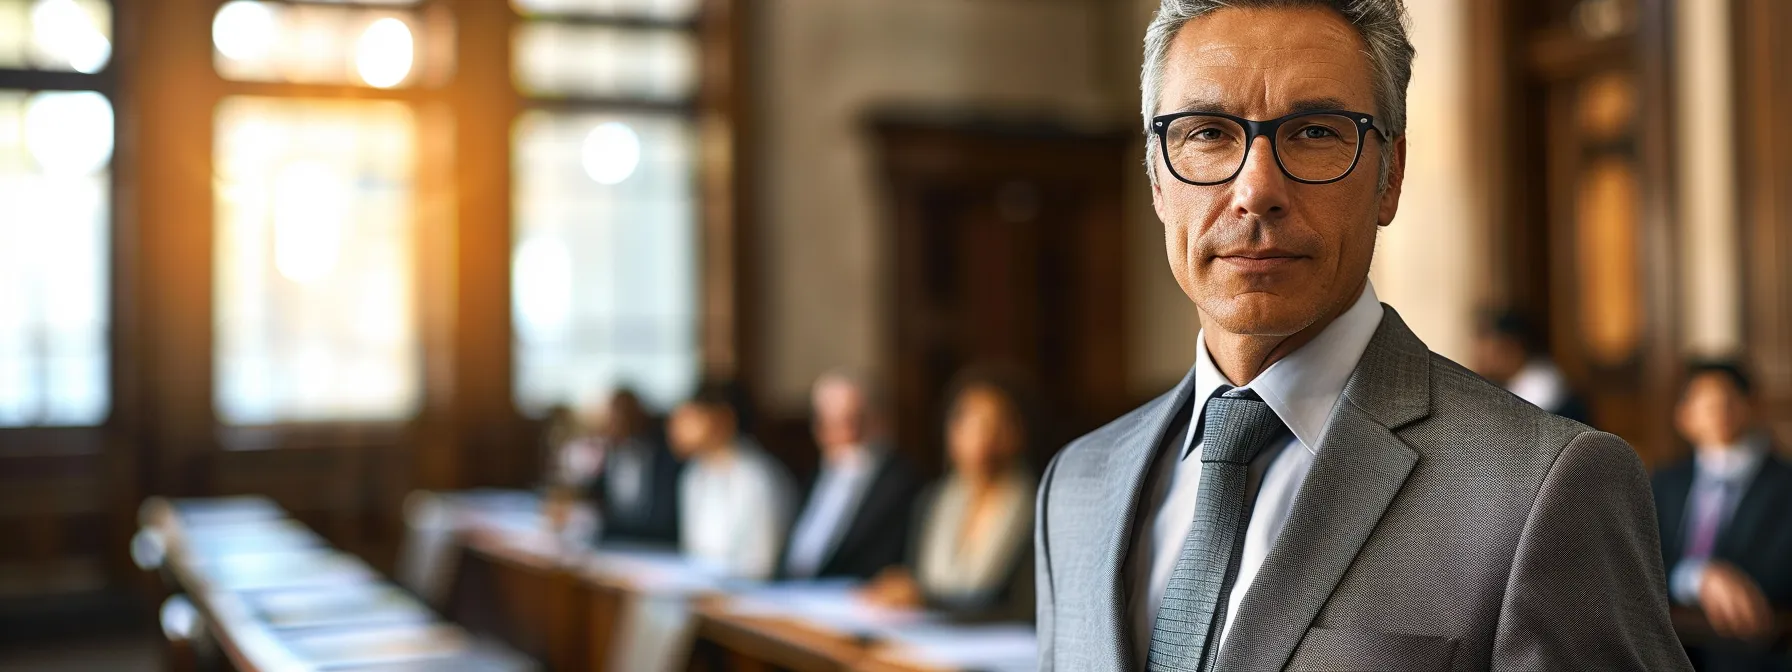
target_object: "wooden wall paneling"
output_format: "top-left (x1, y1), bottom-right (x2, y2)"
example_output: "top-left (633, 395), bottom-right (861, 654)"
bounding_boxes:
top-left (873, 116), bottom-right (1130, 476)
top-left (699, 0), bottom-right (751, 387)
top-left (125, 0), bottom-right (221, 499)
top-left (1736, 0), bottom-right (1792, 448)
top-left (1506, 0), bottom-right (1680, 464)
top-left (446, 0), bottom-right (527, 489)
top-left (1630, 0), bottom-right (1682, 465)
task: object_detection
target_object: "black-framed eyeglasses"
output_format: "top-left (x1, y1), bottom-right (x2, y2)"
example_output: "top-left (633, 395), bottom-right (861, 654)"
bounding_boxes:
top-left (1151, 109), bottom-right (1388, 186)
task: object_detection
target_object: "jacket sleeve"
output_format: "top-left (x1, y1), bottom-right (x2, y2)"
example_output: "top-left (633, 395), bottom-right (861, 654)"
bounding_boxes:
top-left (1034, 450), bottom-right (1062, 672)
top-left (1491, 430), bottom-right (1693, 670)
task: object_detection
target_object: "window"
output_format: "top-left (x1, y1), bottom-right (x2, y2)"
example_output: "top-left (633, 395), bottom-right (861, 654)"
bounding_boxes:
top-left (210, 1), bottom-right (442, 426)
top-left (510, 1), bottom-right (702, 414)
top-left (213, 98), bottom-right (420, 424)
top-left (0, 0), bottom-right (112, 428)
top-left (210, 0), bottom-right (447, 89)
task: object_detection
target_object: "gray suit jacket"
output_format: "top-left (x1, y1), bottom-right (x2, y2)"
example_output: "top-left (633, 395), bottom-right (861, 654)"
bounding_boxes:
top-left (1035, 307), bottom-right (1691, 671)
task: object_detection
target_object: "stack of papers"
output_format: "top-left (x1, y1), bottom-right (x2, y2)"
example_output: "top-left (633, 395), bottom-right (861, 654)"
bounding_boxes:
top-left (247, 584), bottom-right (433, 630)
top-left (726, 581), bottom-right (935, 638)
top-left (193, 550), bottom-right (376, 592)
top-left (281, 623), bottom-right (470, 668)
top-left (879, 623), bottom-right (1037, 672)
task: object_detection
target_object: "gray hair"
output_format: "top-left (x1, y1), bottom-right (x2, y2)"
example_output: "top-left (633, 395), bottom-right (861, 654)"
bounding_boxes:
top-left (1141, 0), bottom-right (1415, 187)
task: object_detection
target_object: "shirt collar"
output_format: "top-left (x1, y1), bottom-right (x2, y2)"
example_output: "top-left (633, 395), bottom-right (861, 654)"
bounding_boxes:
top-left (821, 443), bottom-right (876, 474)
top-left (1694, 432), bottom-right (1770, 482)
top-left (1190, 281), bottom-right (1385, 456)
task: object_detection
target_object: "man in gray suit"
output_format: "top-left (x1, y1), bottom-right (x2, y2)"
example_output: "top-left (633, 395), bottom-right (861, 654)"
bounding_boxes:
top-left (1034, 1), bottom-right (1692, 670)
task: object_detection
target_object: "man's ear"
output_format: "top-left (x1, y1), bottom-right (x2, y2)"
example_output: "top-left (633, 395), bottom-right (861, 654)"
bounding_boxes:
top-left (1150, 163), bottom-right (1167, 220)
top-left (1377, 135), bottom-right (1407, 227)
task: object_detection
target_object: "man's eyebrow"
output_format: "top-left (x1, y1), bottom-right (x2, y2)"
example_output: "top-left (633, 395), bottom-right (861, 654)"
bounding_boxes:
top-left (1160, 96), bottom-right (1361, 117)
top-left (1286, 97), bottom-right (1354, 114)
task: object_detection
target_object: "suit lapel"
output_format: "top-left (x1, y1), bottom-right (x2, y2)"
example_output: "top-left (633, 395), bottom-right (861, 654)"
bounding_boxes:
top-left (1716, 454), bottom-right (1790, 559)
top-left (1094, 364), bottom-right (1201, 667)
top-left (1215, 306), bottom-right (1430, 671)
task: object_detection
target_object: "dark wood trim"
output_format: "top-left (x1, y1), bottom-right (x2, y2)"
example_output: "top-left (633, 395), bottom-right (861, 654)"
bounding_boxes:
top-left (1631, 0), bottom-right (1682, 465)
top-left (520, 96), bottom-right (696, 115)
top-left (1734, 0), bottom-right (1792, 447)
top-left (0, 69), bottom-right (113, 90)
top-left (512, 11), bottom-right (700, 31)
top-left (697, 0), bottom-right (752, 389)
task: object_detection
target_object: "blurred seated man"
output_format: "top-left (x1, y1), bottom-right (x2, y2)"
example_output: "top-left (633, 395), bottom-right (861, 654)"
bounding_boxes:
top-left (861, 370), bottom-right (1035, 621)
top-left (587, 388), bottom-right (683, 546)
top-left (669, 380), bottom-right (795, 580)
top-left (1654, 360), bottom-right (1792, 671)
top-left (778, 371), bottom-right (923, 581)
top-left (1471, 310), bottom-right (1590, 424)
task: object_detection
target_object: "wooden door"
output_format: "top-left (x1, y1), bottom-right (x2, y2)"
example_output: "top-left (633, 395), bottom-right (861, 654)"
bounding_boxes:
top-left (872, 116), bottom-right (1130, 475)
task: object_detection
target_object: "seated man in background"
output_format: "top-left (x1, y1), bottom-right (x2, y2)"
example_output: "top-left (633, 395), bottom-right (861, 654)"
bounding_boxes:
top-left (779, 371), bottom-right (922, 581)
top-left (587, 388), bottom-right (683, 546)
top-left (1470, 310), bottom-right (1590, 424)
top-left (861, 368), bottom-right (1035, 621)
top-left (669, 380), bottom-right (795, 580)
top-left (1655, 360), bottom-right (1792, 671)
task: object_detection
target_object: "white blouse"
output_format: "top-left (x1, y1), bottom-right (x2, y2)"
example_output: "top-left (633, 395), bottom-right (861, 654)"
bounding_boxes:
top-left (678, 440), bottom-right (795, 580)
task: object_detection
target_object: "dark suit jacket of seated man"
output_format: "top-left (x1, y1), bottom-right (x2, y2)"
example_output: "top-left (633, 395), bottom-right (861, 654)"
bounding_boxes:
top-left (1033, 1), bottom-right (1690, 670)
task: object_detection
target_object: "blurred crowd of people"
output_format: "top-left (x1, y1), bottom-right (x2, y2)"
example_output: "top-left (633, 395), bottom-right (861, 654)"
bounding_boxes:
top-left (542, 366), bottom-right (1041, 622)
top-left (536, 316), bottom-right (1791, 664)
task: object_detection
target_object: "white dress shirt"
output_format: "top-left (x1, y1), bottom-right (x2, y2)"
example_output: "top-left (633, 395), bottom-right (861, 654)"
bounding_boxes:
top-left (679, 439), bottom-right (795, 580)
top-left (1505, 358), bottom-right (1570, 413)
top-left (1129, 282), bottom-right (1385, 665)
top-left (782, 444), bottom-right (882, 578)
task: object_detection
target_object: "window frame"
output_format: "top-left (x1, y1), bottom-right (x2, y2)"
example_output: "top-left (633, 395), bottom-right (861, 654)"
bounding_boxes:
top-left (0, 5), bottom-right (119, 454)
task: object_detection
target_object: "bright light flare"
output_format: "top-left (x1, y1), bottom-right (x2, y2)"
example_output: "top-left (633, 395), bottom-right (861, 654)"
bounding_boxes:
top-left (272, 161), bottom-right (347, 284)
top-left (23, 91), bottom-right (113, 176)
top-left (212, 1), bottom-right (277, 63)
top-left (30, 0), bottom-right (110, 73)
top-left (355, 18), bottom-right (413, 89)
top-left (581, 122), bottom-right (640, 185)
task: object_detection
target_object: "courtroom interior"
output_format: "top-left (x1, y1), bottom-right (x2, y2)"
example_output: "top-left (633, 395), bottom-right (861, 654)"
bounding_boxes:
top-left (1, 0), bottom-right (1791, 670)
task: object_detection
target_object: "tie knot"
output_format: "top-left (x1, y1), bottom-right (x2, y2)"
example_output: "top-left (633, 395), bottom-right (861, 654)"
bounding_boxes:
top-left (1199, 391), bottom-right (1284, 464)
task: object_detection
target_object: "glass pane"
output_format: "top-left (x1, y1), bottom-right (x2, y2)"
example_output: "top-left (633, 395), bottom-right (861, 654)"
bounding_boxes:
top-left (512, 110), bottom-right (698, 414)
top-left (511, 0), bottom-right (698, 21)
top-left (215, 97), bottom-right (420, 425)
top-left (512, 22), bottom-right (698, 101)
top-left (212, 1), bottom-right (431, 89)
top-left (0, 0), bottom-right (113, 73)
top-left (0, 90), bottom-right (111, 427)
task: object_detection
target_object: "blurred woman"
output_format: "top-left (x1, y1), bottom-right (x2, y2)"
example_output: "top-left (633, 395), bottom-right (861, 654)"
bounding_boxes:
top-left (668, 380), bottom-right (795, 580)
top-left (861, 369), bottom-right (1036, 620)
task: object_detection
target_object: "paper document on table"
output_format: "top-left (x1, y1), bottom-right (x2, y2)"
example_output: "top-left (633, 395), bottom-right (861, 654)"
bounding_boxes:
top-left (247, 583), bottom-right (432, 630)
top-left (587, 548), bottom-right (727, 595)
top-left (281, 622), bottom-right (469, 667)
top-left (193, 550), bottom-right (376, 592)
top-left (879, 623), bottom-right (1037, 672)
top-left (726, 580), bottom-right (935, 637)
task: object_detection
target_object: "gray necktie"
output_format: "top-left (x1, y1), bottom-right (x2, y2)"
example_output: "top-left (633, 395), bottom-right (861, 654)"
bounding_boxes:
top-left (1148, 387), bottom-right (1287, 671)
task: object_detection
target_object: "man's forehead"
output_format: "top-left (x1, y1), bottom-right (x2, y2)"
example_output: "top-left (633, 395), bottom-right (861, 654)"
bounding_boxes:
top-left (1159, 7), bottom-right (1375, 116)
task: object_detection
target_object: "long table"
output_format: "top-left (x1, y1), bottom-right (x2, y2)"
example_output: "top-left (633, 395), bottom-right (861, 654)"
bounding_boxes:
top-left (142, 496), bottom-right (535, 672)
top-left (428, 490), bottom-right (1037, 672)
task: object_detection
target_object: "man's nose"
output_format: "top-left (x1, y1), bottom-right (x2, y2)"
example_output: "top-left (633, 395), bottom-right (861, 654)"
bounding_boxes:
top-left (1230, 136), bottom-right (1289, 219)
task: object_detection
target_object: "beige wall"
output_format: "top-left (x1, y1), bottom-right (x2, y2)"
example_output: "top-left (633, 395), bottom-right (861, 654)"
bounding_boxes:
top-left (1675, 0), bottom-right (1742, 358)
top-left (754, 0), bottom-right (1113, 408)
top-left (1368, 0), bottom-right (1485, 364)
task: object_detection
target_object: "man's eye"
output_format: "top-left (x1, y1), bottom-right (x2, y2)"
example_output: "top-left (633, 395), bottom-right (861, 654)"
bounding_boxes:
top-left (1297, 125), bottom-right (1339, 139)
top-left (1188, 128), bottom-right (1224, 142)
